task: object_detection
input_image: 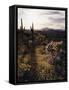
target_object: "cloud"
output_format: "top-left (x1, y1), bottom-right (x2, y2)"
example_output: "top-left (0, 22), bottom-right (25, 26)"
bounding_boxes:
top-left (48, 11), bottom-right (63, 15)
top-left (40, 10), bottom-right (65, 16)
top-left (49, 17), bottom-right (65, 23)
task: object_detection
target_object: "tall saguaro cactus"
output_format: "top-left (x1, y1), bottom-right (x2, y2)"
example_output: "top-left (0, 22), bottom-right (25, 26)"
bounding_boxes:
top-left (20, 18), bottom-right (23, 30)
top-left (20, 18), bottom-right (24, 45)
top-left (30, 23), bottom-right (34, 42)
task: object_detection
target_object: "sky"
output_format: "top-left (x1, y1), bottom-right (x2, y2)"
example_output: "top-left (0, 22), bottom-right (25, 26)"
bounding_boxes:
top-left (18, 8), bottom-right (65, 30)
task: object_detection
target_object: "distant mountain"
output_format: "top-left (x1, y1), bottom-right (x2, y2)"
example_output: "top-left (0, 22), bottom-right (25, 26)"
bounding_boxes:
top-left (40, 27), bottom-right (64, 31)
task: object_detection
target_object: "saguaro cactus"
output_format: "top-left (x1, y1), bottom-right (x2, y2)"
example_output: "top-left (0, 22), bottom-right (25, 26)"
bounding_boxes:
top-left (30, 23), bottom-right (34, 42)
top-left (20, 18), bottom-right (24, 43)
top-left (20, 18), bottom-right (23, 30)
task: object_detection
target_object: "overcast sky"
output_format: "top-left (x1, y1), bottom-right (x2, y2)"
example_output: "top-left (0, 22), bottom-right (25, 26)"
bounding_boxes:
top-left (18, 8), bottom-right (65, 30)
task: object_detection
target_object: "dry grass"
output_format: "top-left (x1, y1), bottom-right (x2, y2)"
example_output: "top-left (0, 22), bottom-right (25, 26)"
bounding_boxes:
top-left (17, 41), bottom-right (64, 80)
